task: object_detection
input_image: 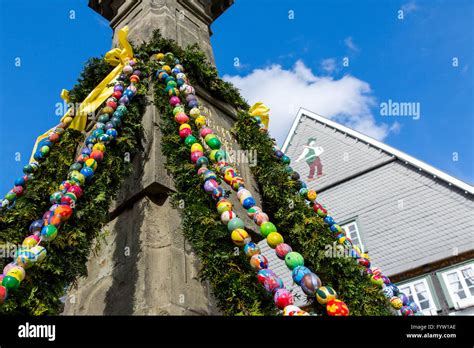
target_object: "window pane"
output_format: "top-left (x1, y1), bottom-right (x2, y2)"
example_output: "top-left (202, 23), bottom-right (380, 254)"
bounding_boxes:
top-left (419, 299), bottom-right (430, 310)
top-left (461, 268), bottom-right (474, 296)
top-left (446, 272), bottom-right (466, 300)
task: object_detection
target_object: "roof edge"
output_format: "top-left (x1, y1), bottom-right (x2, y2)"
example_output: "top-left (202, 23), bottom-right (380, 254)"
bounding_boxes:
top-left (282, 108), bottom-right (474, 195)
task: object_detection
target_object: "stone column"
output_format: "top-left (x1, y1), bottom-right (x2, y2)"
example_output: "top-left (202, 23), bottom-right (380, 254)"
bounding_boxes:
top-left (63, 0), bottom-right (263, 316)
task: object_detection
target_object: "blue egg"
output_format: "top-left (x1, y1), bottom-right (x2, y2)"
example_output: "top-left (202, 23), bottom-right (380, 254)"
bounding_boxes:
top-left (29, 219), bottom-right (44, 233)
top-left (188, 100), bottom-right (199, 108)
top-left (14, 177), bottom-right (26, 186)
top-left (85, 136), bottom-right (97, 145)
top-left (324, 216), bottom-right (335, 226)
top-left (105, 122), bottom-right (115, 130)
top-left (388, 283), bottom-right (400, 295)
top-left (106, 128), bottom-right (118, 139)
top-left (113, 110), bottom-right (124, 119)
top-left (254, 116), bottom-right (262, 124)
top-left (292, 266), bottom-right (311, 285)
top-left (124, 89), bottom-right (134, 98)
top-left (92, 129), bottom-right (104, 138)
top-left (96, 122), bottom-right (106, 130)
top-left (176, 78), bottom-right (185, 87)
top-left (111, 117), bottom-right (122, 128)
top-left (242, 196), bottom-right (256, 209)
top-left (81, 147), bottom-right (92, 156)
top-left (171, 67), bottom-right (181, 74)
top-left (80, 167), bottom-right (94, 180)
top-left (98, 134), bottom-right (111, 144)
top-left (33, 151), bottom-right (45, 161)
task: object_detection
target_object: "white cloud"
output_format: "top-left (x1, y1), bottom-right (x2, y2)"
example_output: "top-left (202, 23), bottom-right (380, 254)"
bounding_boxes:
top-left (344, 36), bottom-right (359, 53)
top-left (320, 58), bottom-right (337, 74)
top-left (224, 60), bottom-right (397, 144)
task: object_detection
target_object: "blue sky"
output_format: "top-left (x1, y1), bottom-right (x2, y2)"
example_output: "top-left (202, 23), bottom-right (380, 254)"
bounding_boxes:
top-left (0, 0), bottom-right (472, 197)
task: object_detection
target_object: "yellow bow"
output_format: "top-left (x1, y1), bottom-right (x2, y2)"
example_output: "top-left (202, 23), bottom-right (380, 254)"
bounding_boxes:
top-left (29, 26), bottom-right (134, 162)
top-left (249, 102), bottom-right (270, 128)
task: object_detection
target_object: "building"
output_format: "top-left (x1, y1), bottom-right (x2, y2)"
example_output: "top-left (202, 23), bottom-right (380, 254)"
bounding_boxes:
top-left (268, 107), bottom-right (474, 315)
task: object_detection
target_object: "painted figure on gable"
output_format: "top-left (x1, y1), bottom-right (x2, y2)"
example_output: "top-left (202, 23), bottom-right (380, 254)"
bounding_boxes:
top-left (296, 137), bottom-right (324, 180)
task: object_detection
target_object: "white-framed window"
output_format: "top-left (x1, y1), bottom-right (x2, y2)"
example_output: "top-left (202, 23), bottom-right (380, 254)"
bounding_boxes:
top-left (440, 263), bottom-right (474, 310)
top-left (341, 221), bottom-right (364, 251)
top-left (398, 278), bottom-right (438, 315)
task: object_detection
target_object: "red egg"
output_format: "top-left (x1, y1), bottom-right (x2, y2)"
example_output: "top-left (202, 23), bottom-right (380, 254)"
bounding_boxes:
top-left (130, 74), bottom-right (140, 83)
top-left (274, 288), bottom-right (294, 309)
top-left (190, 151), bottom-right (204, 163)
top-left (112, 91), bottom-right (122, 99)
top-left (90, 150), bottom-right (104, 162)
top-left (179, 128), bottom-right (192, 139)
top-left (76, 154), bottom-right (89, 164)
top-left (12, 185), bottom-right (24, 196)
top-left (174, 113), bottom-right (189, 124)
top-left (49, 133), bottom-right (60, 143)
top-left (55, 205), bottom-right (73, 221)
top-left (106, 100), bottom-right (117, 110)
top-left (199, 127), bottom-right (213, 138)
top-left (68, 185), bottom-right (83, 198)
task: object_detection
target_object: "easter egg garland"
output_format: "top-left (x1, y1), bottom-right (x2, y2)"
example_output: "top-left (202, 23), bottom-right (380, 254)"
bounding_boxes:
top-left (0, 59), bottom-right (141, 305)
top-left (155, 53), bottom-right (351, 316)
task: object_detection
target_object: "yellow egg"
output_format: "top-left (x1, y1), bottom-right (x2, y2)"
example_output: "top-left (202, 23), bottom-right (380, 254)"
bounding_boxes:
top-left (62, 116), bottom-right (74, 126)
top-left (191, 143), bottom-right (204, 153)
top-left (85, 158), bottom-right (98, 171)
top-left (266, 232), bottom-right (284, 248)
top-left (307, 190), bottom-right (317, 201)
top-left (162, 65), bottom-right (171, 73)
top-left (93, 143), bottom-right (106, 153)
top-left (231, 228), bottom-right (251, 247)
top-left (179, 123), bottom-right (191, 131)
top-left (22, 236), bottom-right (39, 248)
top-left (156, 53), bottom-right (165, 60)
top-left (7, 268), bottom-right (25, 282)
top-left (195, 116), bottom-right (206, 128)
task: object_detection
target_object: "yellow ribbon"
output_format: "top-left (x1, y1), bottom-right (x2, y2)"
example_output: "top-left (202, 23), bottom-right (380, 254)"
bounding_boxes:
top-left (29, 26), bottom-right (134, 162)
top-left (249, 102), bottom-right (270, 128)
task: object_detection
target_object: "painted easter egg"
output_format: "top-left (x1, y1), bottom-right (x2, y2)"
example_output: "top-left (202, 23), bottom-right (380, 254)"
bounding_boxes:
top-left (316, 286), bottom-right (337, 305)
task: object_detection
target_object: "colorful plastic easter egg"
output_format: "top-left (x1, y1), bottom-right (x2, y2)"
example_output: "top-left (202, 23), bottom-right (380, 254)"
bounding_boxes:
top-left (175, 113), bottom-right (189, 124)
top-left (257, 269), bottom-right (276, 285)
top-left (292, 266), bottom-right (312, 285)
top-left (80, 167), bottom-right (94, 181)
top-left (203, 179), bottom-right (218, 193)
top-left (68, 185), bottom-right (83, 198)
top-left (399, 292), bottom-right (409, 306)
top-left (0, 285), bottom-right (7, 304)
top-left (189, 107), bottom-right (200, 119)
top-left (90, 150), bottom-right (104, 162)
top-left (370, 275), bottom-right (384, 287)
top-left (388, 284), bottom-right (399, 296)
top-left (206, 137), bottom-right (221, 150)
top-left (358, 257), bottom-right (370, 268)
top-left (253, 212), bottom-right (269, 226)
top-left (283, 305), bottom-right (309, 316)
top-left (250, 254), bottom-right (268, 271)
top-left (301, 273), bottom-right (322, 295)
top-left (179, 128), bottom-right (192, 139)
top-left (382, 286), bottom-right (394, 299)
top-left (188, 144), bottom-right (202, 154)
top-left (30, 245), bottom-right (47, 263)
top-left (6, 265), bottom-right (25, 282)
top-left (243, 242), bottom-right (260, 257)
top-left (7, 268), bottom-right (25, 282)
top-left (231, 229), bottom-right (251, 247)
top-left (54, 205), bottom-right (73, 221)
top-left (217, 200), bottom-right (232, 215)
top-left (214, 150), bottom-right (228, 162)
top-left (266, 232), bottom-right (284, 249)
top-left (263, 275), bottom-right (284, 294)
top-left (190, 151), bottom-right (203, 163)
top-left (85, 158), bottom-right (98, 171)
top-left (220, 211), bottom-right (236, 224)
top-left (211, 187), bottom-right (225, 200)
top-left (327, 299), bottom-right (349, 316)
top-left (260, 222), bottom-right (277, 237)
top-left (184, 135), bottom-right (198, 147)
top-left (227, 217), bottom-right (245, 232)
top-left (281, 155), bottom-right (290, 164)
top-left (200, 127), bottom-right (213, 138)
top-left (22, 235), bottom-right (40, 248)
top-left (324, 216), bottom-right (335, 226)
top-left (2, 275), bottom-right (20, 290)
top-left (50, 192), bottom-right (63, 204)
top-left (15, 248), bottom-right (36, 269)
top-left (195, 116), bottom-right (206, 128)
top-left (316, 286), bottom-right (337, 305)
top-left (29, 219), bottom-right (43, 233)
top-left (247, 206), bottom-right (262, 219)
top-left (40, 225), bottom-right (58, 242)
top-left (306, 190), bottom-right (317, 201)
top-left (390, 296), bottom-right (403, 309)
top-left (241, 196), bottom-right (255, 210)
top-left (381, 276), bottom-right (391, 285)
top-left (274, 288), bottom-right (294, 309)
top-left (400, 305), bottom-right (414, 316)
top-left (285, 252), bottom-right (304, 270)
top-left (275, 243), bottom-right (292, 260)
top-left (371, 267), bottom-right (382, 276)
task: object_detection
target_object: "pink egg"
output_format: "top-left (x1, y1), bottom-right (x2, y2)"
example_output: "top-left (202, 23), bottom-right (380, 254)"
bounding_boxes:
top-left (190, 151), bottom-right (203, 163)
top-left (179, 128), bottom-right (192, 139)
top-left (175, 113), bottom-right (189, 124)
top-left (253, 212), bottom-right (269, 226)
top-left (199, 127), bottom-right (213, 138)
top-left (169, 96), bottom-right (181, 106)
top-left (67, 185), bottom-right (83, 198)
